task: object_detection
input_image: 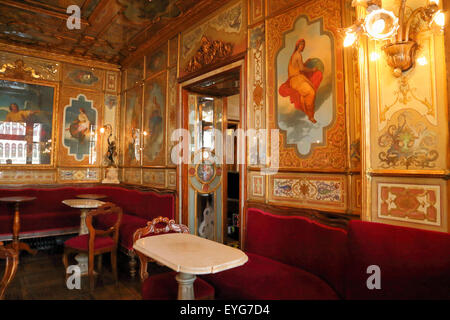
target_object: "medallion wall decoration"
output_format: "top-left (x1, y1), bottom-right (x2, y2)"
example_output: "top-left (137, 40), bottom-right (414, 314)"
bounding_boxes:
top-left (266, 0), bottom-right (347, 170)
top-left (63, 64), bottom-right (104, 91)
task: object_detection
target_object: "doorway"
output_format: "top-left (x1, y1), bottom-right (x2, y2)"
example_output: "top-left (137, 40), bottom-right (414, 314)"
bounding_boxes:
top-left (181, 63), bottom-right (244, 247)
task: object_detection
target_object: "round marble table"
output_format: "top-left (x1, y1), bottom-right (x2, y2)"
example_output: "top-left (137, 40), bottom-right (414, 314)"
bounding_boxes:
top-left (0, 196), bottom-right (37, 256)
top-left (62, 199), bottom-right (105, 275)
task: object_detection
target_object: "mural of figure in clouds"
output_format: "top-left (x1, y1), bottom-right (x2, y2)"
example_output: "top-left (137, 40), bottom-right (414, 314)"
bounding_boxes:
top-left (279, 38), bottom-right (324, 124)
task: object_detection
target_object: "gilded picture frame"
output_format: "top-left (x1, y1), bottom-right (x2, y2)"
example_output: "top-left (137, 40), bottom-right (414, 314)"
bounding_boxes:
top-left (0, 77), bottom-right (59, 169)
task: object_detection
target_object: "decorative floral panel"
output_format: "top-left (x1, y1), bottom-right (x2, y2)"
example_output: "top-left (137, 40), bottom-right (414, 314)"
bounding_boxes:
top-left (167, 170), bottom-right (177, 189)
top-left (123, 168), bottom-right (142, 184)
top-left (58, 168), bottom-right (100, 182)
top-left (0, 170), bottom-right (55, 183)
top-left (372, 177), bottom-right (447, 232)
top-left (248, 171), bottom-right (265, 201)
top-left (368, 1), bottom-right (448, 171)
top-left (247, 24), bottom-right (266, 168)
top-left (142, 168), bottom-right (166, 188)
top-left (269, 173), bottom-right (346, 212)
top-left (249, 0), bottom-right (264, 25)
top-left (105, 71), bottom-right (119, 93)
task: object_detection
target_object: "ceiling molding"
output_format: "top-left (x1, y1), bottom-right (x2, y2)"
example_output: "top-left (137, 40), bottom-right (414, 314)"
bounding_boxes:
top-left (0, 41), bottom-right (121, 71)
top-left (121, 0), bottom-right (234, 67)
top-left (0, 0), bottom-right (90, 26)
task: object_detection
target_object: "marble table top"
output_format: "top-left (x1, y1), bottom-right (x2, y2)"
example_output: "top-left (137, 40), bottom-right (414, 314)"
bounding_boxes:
top-left (133, 233), bottom-right (248, 275)
top-left (62, 199), bottom-right (105, 209)
top-left (0, 196), bottom-right (36, 203)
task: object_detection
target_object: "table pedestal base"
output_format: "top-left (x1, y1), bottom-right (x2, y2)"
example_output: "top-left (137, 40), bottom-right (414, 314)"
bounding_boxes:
top-left (75, 253), bottom-right (89, 275)
top-left (5, 241), bottom-right (37, 255)
top-left (176, 272), bottom-right (196, 300)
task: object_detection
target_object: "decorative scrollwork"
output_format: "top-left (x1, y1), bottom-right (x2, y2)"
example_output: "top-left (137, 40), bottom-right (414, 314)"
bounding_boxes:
top-left (0, 59), bottom-right (41, 80)
top-left (378, 112), bottom-right (439, 169)
top-left (184, 35), bottom-right (233, 73)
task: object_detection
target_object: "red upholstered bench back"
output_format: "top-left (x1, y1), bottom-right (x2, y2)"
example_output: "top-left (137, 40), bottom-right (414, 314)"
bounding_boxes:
top-left (245, 208), bottom-right (348, 298)
top-left (345, 220), bottom-right (450, 300)
top-left (0, 186), bottom-right (175, 221)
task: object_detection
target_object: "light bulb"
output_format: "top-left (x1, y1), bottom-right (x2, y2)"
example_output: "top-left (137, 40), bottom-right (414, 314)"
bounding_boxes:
top-left (433, 11), bottom-right (445, 27)
top-left (429, 0), bottom-right (439, 5)
top-left (417, 56), bottom-right (428, 66)
top-left (370, 52), bottom-right (380, 61)
top-left (143, 131), bottom-right (148, 136)
top-left (344, 32), bottom-right (357, 47)
top-left (372, 18), bottom-right (386, 35)
top-left (99, 127), bottom-right (105, 134)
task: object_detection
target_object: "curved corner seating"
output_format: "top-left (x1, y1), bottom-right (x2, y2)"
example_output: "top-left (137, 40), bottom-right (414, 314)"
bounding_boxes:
top-left (0, 184), bottom-right (176, 277)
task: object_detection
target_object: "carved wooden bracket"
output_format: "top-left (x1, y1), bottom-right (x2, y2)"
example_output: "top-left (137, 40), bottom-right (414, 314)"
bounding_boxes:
top-left (184, 35), bottom-right (233, 73)
top-left (0, 59), bottom-right (41, 80)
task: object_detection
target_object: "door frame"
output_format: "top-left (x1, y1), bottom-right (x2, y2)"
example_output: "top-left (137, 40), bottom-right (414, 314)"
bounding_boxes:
top-left (178, 59), bottom-right (247, 245)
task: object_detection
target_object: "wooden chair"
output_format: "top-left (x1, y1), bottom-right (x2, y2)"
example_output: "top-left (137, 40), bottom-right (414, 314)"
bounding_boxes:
top-left (133, 217), bottom-right (214, 300)
top-left (0, 241), bottom-right (19, 300)
top-left (63, 202), bottom-right (123, 291)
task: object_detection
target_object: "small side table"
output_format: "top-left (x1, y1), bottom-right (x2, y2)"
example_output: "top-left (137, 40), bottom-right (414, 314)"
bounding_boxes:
top-left (62, 199), bottom-right (105, 275)
top-left (134, 233), bottom-right (248, 300)
top-left (0, 196), bottom-right (37, 255)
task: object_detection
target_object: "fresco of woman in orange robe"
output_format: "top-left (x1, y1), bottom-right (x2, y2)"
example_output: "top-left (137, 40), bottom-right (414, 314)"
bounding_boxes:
top-left (279, 39), bottom-right (323, 123)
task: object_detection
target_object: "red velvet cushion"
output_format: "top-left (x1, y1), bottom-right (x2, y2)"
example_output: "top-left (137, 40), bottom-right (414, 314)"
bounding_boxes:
top-left (200, 252), bottom-right (339, 300)
top-left (142, 271), bottom-right (215, 300)
top-left (65, 234), bottom-right (115, 251)
top-left (245, 208), bottom-right (348, 297)
top-left (346, 220), bottom-right (450, 300)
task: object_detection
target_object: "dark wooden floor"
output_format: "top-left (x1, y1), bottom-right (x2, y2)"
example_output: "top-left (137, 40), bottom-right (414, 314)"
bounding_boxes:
top-left (1, 245), bottom-right (171, 300)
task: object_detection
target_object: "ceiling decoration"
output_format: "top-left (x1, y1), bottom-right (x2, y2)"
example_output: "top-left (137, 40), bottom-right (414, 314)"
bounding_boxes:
top-left (0, 0), bottom-right (219, 65)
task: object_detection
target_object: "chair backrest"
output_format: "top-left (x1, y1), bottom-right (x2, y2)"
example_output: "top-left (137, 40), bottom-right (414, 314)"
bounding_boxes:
top-left (0, 242), bottom-right (18, 300)
top-left (86, 202), bottom-right (123, 251)
top-left (133, 216), bottom-right (189, 281)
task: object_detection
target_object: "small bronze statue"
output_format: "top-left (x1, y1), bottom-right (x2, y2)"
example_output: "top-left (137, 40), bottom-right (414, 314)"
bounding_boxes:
top-left (104, 124), bottom-right (117, 167)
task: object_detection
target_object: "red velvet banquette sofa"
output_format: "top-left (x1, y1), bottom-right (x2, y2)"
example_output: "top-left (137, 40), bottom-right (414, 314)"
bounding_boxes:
top-left (0, 184), bottom-right (175, 277)
top-left (201, 204), bottom-right (450, 300)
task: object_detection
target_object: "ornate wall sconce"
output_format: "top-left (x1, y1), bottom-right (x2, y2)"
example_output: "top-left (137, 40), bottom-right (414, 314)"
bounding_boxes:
top-left (344, 0), bottom-right (445, 77)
